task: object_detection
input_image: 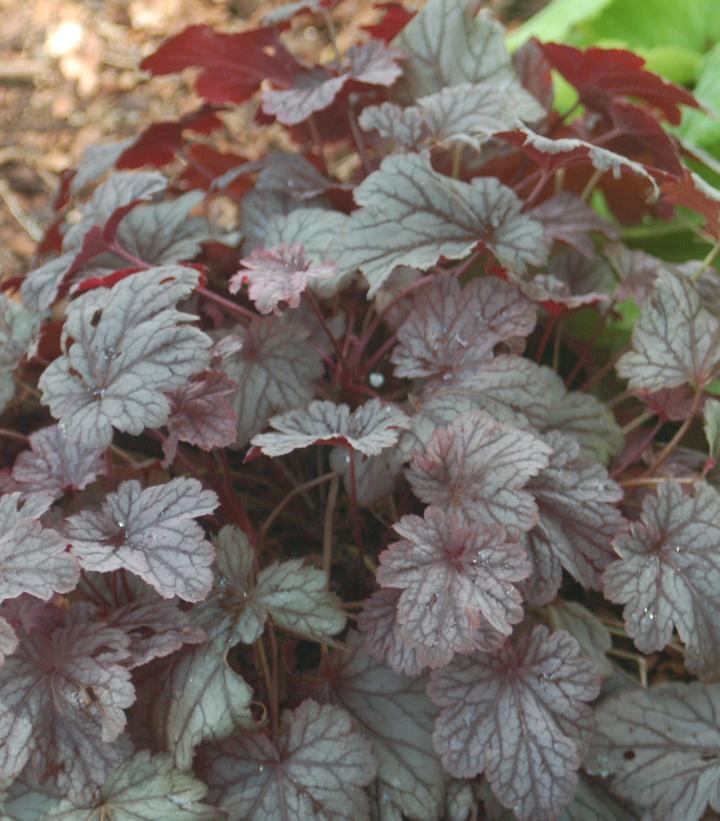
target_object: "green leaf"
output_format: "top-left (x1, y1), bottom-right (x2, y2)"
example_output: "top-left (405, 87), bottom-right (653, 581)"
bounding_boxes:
top-left (151, 636), bottom-right (254, 769)
top-left (505, 0), bottom-right (613, 51)
top-left (704, 398), bottom-right (720, 461)
top-left (45, 751), bottom-right (223, 820)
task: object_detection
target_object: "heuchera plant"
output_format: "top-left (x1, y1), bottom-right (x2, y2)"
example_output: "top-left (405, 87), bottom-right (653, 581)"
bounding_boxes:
top-left (4, 0), bottom-right (720, 817)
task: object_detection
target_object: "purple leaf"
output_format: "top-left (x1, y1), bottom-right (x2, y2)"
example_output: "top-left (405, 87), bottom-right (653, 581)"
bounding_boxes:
top-left (357, 588), bottom-right (429, 676)
top-left (65, 477), bottom-right (218, 602)
top-left (604, 481), bottom-right (720, 680)
top-left (428, 625), bottom-right (600, 820)
top-left (230, 242), bottom-right (337, 315)
top-left (12, 424), bottom-right (106, 499)
top-left (220, 314), bottom-right (324, 446)
top-left (198, 699), bottom-right (376, 820)
top-left (378, 506), bottom-right (530, 666)
top-left (213, 525), bottom-right (346, 643)
top-left (588, 681), bottom-right (720, 820)
top-left (38, 265), bottom-right (212, 449)
top-left (617, 269), bottom-right (720, 391)
top-left (521, 432), bottom-right (625, 606)
top-left (251, 398), bottom-right (410, 457)
top-left (530, 192), bottom-right (618, 257)
top-left (406, 410), bottom-right (552, 535)
top-left (391, 274), bottom-right (537, 382)
top-left (0, 615), bottom-right (134, 800)
top-left (162, 370), bottom-right (238, 466)
top-left (335, 152), bottom-right (548, 296)
top-left (318, 631), bottom-right (444, 819)
top-left (151, 636), bottom-right (254, 770)
top-left (0, 492), bottom-right (79, 604)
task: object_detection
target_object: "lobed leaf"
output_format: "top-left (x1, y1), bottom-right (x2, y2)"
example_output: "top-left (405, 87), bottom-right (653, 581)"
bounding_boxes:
top-left (230, 242), bottom-right (336, 315)
top-left (39, 265), bottom-right (212, 449)
top-left (12, 424), bottom-right (105, 499)
top-left (378, 506), bottom-right (530, 666)
top-left (617, 269), bottom-right (720, 391)
top-left (406, 410), bottom-right (551, 535)
top-left (521, 432), bottom-right (625, 605)
top-left (213, 525), bottom-right (346, 644)
top-left (198, 699), bottom-right (376, 821)
top-left (318, 631), bottom-right (444, 820)
top-left (0, 492), bottom-right (79, 605)
top-left (428, 625), bottom-right (600, 820)
top-left (220, 314), bottom-right (324, 446)
top-left (0, 616), bottom-right (135, 800)
top-left (588, 681), bottom-right (720, 820)
top-left (334, 152), bottom-right (548, 296)
top-left (391, 275), bottom-right (536, 383)
top-left (65, 477), bottom-right (218, 602)
top-left (251, 398), bottom-right (410, 457)
top-left (604, 480), bottom-right (720, 680)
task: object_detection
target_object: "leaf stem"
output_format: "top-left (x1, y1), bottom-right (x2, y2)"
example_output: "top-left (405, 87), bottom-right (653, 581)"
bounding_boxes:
top-left (255, 639), bottom-right (277, 735)
top-left (621, 410), bottom-right (655, 436)
top-left (323, 474), bottom-right (340, 583)
top-left (197, 286), bottom-right (256, 321)
top-left (646, 391), bottom-right (703, 474)
top-left (305, 290), bottom-right (348, 375)
top-left (259, 471), bottom-right (336, 551)
top-left (0, 427), bottom-right (28, 443)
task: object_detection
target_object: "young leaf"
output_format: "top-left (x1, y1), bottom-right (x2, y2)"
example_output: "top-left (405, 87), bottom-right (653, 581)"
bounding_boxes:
top-left (521, 432), bottom-right (625, 605)
top-left (406, 411), bottom-right (552, 535)
top-left (588, 681), bottom-right (720, 820)
top-left (335, 152), bottom-right (548, 296)
top-left (198, 699), bottom-right (376, 821)
top-left (0, 617), bottom-right (134, 799)
top-left (604, 480), bottom-right (720, 680)
top-left (64, 477), bottom-right (218, 602)
top-left (162, 370), bottom-right (238, 467)
top-left (318, 631), bottom-right (444, 820)
top-left (0, 492), bottom-right (79, 604)
top-left (38, 265), bottom-right (212, 449)
top-left (394, 0), bottom-right (539, 117)
top-left (428, 625), bottom-right (600, 820)
top-left (251, 398), bottom-right (410, 457)
top-left (151, 635), bottom-right (254, 770)
top-left (230, 243), bottom-right (337, 315)
top-left (617, 269), bottom-right (720, 391)
top-left (214, 524), bottom-right (346, 643)
top-left (12, 424), bottom-right (106, 499)
top-left (357, 588), bottom-right (429, 676)
top-left (220, 314), bottom-right (324, 446)
top-left (140, 25), bottom-right (301, 104)
top-left (377, 507), bottom-right (530, 665)
top-left (391, 275), bottom-right (537, 382)
top-left (43, 750), bottom-right (223, 820)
